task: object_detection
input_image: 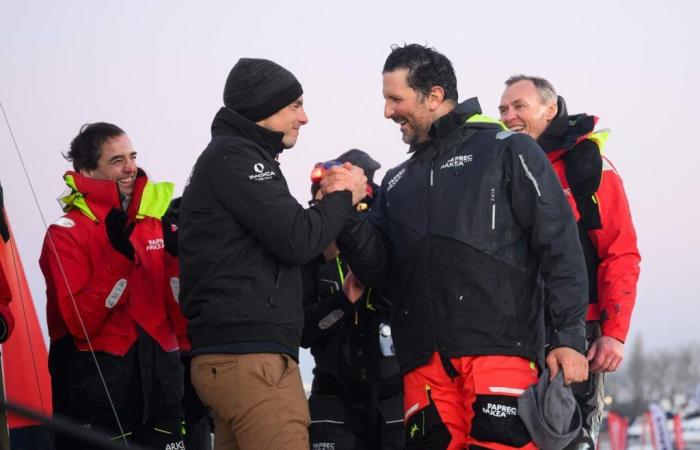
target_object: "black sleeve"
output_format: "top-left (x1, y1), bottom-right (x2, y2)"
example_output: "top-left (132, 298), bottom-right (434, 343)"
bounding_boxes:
top-left (335, 176), bottom-right (393, 286)
top-left (507, 135), bottom-right (588, 353)
top-left (300, 256), bottom-right (355, 348)
top-left (208, 141), bottom-right (353, 265)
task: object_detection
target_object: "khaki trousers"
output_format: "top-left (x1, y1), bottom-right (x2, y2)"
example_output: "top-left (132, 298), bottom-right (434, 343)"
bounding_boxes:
top-left (191, 353), bottom-right (310, 450)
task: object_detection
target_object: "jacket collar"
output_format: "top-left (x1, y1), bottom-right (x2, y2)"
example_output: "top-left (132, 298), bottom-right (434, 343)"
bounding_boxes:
top-left (409, 97), bottom-right (485, 154)
top-left (537, 96), bottom-right (598, 154)
top-left (60, 169), bottom-right (150, 222)
top-left (211, 107), bottom-right (285, 159)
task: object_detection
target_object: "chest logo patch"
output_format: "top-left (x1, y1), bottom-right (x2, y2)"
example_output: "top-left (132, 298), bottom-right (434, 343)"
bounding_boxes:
top-left (440, 154), bottom-right (473, 170)
top-left (249, 162), bottom-right (276, 181)
top-left (146, 238), bottom-right (164, 251)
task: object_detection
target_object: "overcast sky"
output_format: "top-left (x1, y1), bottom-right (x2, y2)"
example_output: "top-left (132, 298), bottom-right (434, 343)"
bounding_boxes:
top-left (1, 0), bottom-right (698, 385)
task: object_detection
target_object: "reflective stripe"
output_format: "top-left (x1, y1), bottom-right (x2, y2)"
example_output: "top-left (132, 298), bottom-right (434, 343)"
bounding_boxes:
top-left (489, 386), bottom-right (526, 395)
top-left (310, 419), bottom-right (345, 424)
top-left (170, 277), bottom-right (180, 303)
top-left (405, 402), bottom-right (420, 420)
top-left (105, 279), bottom-right (127, 308)
top-left (518, 154), bottom-right (542, 197)
top-left (318, 309), bottom-right (344, 330)
top-left (386, 418), bottom-right (405, 424)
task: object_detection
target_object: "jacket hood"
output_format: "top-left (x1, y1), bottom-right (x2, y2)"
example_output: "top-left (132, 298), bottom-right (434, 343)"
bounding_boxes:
top-left (59, 169), bottom-right (172, 222)
top-left (211, 106), bottom-right (286, 159)
top-left (538, 96), bottom-right (598, 153)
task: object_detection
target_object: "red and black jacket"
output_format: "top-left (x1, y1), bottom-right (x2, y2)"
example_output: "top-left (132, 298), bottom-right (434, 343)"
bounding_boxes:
top-left (538, 97), bottom-right (641, 342)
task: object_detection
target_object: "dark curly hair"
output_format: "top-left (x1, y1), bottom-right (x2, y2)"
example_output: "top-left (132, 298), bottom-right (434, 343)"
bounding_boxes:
top-left (383, 43), bottom-right (458, 103)
top-left (64, 122), bottom-right (125, 171)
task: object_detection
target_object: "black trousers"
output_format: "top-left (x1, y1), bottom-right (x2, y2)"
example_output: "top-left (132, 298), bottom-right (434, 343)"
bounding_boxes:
top-left (308, 393), bottom-right (404, 450)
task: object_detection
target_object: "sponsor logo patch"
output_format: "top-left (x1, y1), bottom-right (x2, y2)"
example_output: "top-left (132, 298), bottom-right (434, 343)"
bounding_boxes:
top-left (440, 154), bottom-right (473, 170)
top-left (249, 162), bottom-right (276, 181)
top-left (312, 443), bottom-right (336, 449)
top-left (386, 168), bottom-right (406, 192)
top-left (482, 402), bottom-right (517, 418)
top-left (146, 238), bottom-right (164, 251)
top-left (165, 441), bottom-right (185, 450)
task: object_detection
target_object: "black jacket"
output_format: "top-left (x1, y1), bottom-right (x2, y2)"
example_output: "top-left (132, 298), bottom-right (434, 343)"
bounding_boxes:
top-left (179, 107), bottom-right (353, 358)
top-left (301, 254), bottom-right (401, 399)
top-left (337, 98), bottom-right (588, 374)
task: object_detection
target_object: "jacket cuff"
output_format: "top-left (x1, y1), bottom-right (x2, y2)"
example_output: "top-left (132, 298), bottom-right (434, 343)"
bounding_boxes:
top-left (549, 325), bottom-right (587, 354)
top-left (601, 314), bottom-right (631, 344)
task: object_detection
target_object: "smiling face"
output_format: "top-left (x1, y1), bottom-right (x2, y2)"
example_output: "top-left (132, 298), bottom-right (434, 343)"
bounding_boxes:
top-left (499, 80), bottom-right (557, 140)
top-left (81, 133), bottom-right (137, 197)
top-left (382, 68), bottom-right (436, 145)
top-left (257, 96), bottom-right (309, 149)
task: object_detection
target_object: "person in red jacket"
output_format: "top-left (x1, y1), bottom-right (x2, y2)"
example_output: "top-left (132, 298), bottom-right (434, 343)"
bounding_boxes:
top-left (499, 76), bottom-right (641, 449)
top-left (39, 122), bottom-right (189, 450)
top-left (0, 182), bottom-right (14, 343)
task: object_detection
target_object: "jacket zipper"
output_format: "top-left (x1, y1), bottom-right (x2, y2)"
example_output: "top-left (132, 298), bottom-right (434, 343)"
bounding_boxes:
top-left (269, 265), bottom-right (281, 307)
top-left (490, 188), bottom-right (496, 231)
top-left (427, 156), bottom-right (438, 354)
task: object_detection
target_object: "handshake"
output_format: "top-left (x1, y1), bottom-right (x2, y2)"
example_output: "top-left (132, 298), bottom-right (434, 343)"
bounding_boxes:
top-left (310, 160), bottom-right (369, 206)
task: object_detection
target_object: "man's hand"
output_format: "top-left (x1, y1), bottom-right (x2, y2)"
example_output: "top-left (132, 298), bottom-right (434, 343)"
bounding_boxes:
top-left (587, 335), bottom-right (624, 373)
top-left (105, 208), bottom-right (135, 261)
top-left (0, 315), bottom-right (7, 343)
top-left (319, 163), bottom-right (368, 205)
top-left (162, 197), bottom-right (180, 257)
top-left (342, 270), bottom-right (365, 304)
top-left (546, 347), bottom-right (589, 385)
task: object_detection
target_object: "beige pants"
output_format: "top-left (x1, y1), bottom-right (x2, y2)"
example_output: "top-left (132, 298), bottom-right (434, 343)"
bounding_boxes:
top-left (191, 353), bottom-right (310, 450)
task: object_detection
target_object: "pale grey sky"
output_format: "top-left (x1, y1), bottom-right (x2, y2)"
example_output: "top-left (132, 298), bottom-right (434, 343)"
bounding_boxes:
top-left (1, 0), bottom-right (698, 385)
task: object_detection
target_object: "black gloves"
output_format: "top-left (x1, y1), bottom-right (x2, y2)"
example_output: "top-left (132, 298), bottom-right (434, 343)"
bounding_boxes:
top-left (161, 197), bottom-right (180, 257)
top-left (0, 183), bottom-right (9, 243)
top-left (105, 208), bottom-right (135, 261)
top-left (0, 316), bottom-right (7, 343)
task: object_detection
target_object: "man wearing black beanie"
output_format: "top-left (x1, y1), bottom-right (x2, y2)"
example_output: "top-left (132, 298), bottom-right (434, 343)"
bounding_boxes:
top-left (179, 58), bottom-right (368, 450)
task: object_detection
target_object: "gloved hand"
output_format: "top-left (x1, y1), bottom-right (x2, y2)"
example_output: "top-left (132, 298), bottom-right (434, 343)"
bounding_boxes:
top-left (161, 197), bottom-right (180, 257)
top-left (0, 316), bottom-right (7, 343)
top-left (105, 208), bottom-right (135, 261)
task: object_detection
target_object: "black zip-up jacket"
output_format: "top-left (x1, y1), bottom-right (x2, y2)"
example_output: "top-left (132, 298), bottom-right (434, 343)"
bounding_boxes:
top-left (337, 98), bottom-right (588, 374)
top-left (179, 107), bottom-right (353, 359)
top-left (301, 254), bottom-right (401, 399)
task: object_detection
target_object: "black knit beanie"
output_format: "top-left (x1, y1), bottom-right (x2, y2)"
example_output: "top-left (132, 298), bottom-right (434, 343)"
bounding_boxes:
top-left (223, 58), bottom-right (303, 122)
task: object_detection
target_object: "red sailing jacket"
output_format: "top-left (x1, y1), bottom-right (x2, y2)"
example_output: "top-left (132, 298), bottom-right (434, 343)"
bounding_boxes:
top-left (39, 170), bottom-right (190, 356)
top-left (0, 246), bottom-right (14, 342)
top-left (539, 104), bottom-right (640, 343)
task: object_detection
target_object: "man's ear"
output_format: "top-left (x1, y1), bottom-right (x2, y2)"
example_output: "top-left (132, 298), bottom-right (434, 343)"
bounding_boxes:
top-left (544, 101), bottom-right (558, 121)
top-left (80, 168), bottom-right (92, 178)
top-left (427, 86), bottom-right (446, 111)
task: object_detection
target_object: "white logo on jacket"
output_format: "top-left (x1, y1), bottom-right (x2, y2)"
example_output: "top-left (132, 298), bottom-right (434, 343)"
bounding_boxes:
top-left (146, 239), bottom-right (164, 251)
top-left (387, 168), bottom-right (406, 192)
top-left (105, 279), bottom-right (127, 308)
top-left (482, 402), bottom-right (517, 418)
top-left (440, 154), bottom-right (473, 170)
top-left (249, 162), bottom-right (276, 181)
top-left (53, 217), bottom-right (75, 228)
